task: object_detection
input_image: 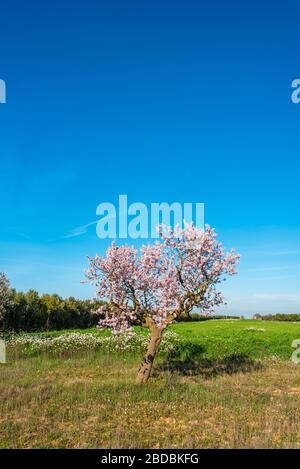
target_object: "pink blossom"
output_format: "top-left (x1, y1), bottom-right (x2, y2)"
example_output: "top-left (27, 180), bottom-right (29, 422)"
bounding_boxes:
top-left (85, 223), bottom-right (240, 333)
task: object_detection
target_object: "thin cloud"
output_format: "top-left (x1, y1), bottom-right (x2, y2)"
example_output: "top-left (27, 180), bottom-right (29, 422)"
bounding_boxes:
top-left (64, 210), bottom-right (124, 239)
top-left (245, 264), bottom-right (300, 273)
top-left (270, 250), bottom-right (300, 256)
top-left (254, 293), bottom-right (300, 302)
top-left (64, 220), bottom-right (98, 239)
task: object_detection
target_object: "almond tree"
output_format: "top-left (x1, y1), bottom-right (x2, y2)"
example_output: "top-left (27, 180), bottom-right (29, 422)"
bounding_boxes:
top-left (86, 224), bottom-right (240, 383)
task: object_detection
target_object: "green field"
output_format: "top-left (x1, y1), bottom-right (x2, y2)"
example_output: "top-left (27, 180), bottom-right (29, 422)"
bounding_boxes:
top-left (170, 319), bottom-right (300, 360)
top-left (2, 320), bottom-right (300, 448)
top-left (23, 319), bottom-right (300, 360)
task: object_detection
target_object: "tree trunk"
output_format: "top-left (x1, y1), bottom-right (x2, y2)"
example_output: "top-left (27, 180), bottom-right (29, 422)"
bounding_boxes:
top-left (136, 326), bottom-right (163, 384)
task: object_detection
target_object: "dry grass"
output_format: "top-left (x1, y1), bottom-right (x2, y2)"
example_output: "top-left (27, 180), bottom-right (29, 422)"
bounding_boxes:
top-left (1, 351), bottom-right (300, 448)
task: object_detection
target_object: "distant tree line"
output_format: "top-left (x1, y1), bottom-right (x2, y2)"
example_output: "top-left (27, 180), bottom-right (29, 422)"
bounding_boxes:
top-left (253, 313), bottom-right (300, 322)
top-left (177, 313), bottom-right (240, 322)
top-left (0, 273), bottom-right (101, 332)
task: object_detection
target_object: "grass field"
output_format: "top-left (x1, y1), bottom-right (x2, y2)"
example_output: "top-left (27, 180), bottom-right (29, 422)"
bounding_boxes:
top-left (2, 320), bottom-right (300, 448)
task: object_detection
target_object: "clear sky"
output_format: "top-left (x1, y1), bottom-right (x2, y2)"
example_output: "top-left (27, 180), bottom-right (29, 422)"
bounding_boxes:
top-left (1, 0), bottom-right (300, 316)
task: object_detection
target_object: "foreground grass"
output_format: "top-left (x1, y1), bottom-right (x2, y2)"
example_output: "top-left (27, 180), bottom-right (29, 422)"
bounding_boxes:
top-left (1, 353), bottom-right (300, 448)
top-left (1, 320), bottom-right (300, 448)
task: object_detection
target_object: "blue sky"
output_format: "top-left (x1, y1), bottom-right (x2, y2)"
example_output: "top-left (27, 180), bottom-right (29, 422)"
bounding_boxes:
top-left (0, 0), bottom-right (300, 315)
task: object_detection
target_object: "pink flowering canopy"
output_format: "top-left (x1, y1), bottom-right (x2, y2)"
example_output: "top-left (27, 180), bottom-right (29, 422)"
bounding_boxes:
top-left (86, 223), bottom-right (240, 334)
